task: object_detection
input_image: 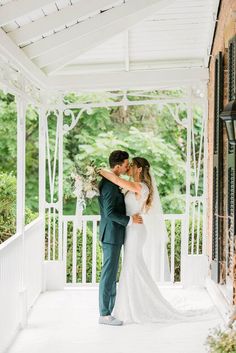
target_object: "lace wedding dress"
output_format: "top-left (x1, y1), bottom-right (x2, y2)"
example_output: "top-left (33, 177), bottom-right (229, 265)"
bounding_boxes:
top-left (112, 183), bottom-right (216, 324)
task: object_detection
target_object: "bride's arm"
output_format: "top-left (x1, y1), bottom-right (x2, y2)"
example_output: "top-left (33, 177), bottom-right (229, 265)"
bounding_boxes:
top-left (99, 169), bottom-right (141, 193)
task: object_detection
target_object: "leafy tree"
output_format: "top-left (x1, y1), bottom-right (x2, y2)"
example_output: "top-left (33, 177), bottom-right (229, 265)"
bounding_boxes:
top-left (0, 172), bottom-right (37, 243)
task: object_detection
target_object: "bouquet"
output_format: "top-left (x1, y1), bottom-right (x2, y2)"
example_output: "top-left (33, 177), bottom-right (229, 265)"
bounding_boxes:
top-left (71, 162), bottom-right (100, 209)
top-left (205, 323), bottom-right (236, 353)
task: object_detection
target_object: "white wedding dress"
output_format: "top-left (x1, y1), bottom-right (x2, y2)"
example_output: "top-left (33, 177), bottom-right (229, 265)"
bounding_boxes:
top-left (112, 183), bottom-right (216, 324)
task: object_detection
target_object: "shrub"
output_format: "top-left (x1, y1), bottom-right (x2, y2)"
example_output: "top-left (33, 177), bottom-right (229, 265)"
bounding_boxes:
top-left (0, 172), bottom-right (37, 244)
top-left (65, 222), bottom-right (102, 283)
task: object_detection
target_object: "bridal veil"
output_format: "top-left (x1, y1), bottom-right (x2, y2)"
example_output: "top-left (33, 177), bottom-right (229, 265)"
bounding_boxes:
top-left (142, 172), bottom-right (171, 283)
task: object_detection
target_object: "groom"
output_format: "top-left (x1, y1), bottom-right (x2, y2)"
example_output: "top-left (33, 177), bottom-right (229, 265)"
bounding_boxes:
top-left (98, 150), bottom-right (142, 326)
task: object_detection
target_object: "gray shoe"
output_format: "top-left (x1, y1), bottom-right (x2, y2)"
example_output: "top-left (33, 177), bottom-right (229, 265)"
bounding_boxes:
top-left (99, 315), bottom-right (123, 326)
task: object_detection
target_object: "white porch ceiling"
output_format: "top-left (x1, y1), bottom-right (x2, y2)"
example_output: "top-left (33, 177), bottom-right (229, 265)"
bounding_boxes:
top-left (0, 0), bottom-right (220, 91)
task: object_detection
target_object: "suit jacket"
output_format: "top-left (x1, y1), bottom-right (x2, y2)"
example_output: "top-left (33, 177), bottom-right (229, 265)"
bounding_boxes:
top-left (98, 177), bottom-right (129, 245)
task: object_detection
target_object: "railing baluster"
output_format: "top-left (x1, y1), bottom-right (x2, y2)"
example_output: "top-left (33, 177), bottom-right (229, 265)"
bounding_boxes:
top-left (47, 207), bottom-right (51, 260)
top-left (196, 200), bottom-right (201, 255)
top-left (170, 219), bottom-right (175, 282)
top-left (72, 221), bottom-right (77, 284)
top-left (52, 207), bottom-right (56, 260)
top-left (92, 220), bottom-right (97, 284)
top-left (63, 220), bottom-right (68, 284)
top-left (58, 208), bottom-right (62, 261)
top-left (191, 201), bottom-right (196, 255)
top-left (82, 220), bottom-right (87, 284)
top-left (180, 217), bottom-right (186, 283)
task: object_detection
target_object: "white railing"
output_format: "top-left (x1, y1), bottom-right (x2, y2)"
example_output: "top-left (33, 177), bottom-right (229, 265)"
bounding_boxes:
top-left (0, 217), bottom-right (44, 353)
top-left (24, 217), bottom-right (44, 308)
top-left (45, 203), bottom-right (59, 261)
top-left (62, 215), bottom-right (100, 286)
top-left (62, 214), bottom-right (187, 286)
top-left (163, 214), bottom-right (186, 283)
top-left (188, 196), bottom-right (204, 255)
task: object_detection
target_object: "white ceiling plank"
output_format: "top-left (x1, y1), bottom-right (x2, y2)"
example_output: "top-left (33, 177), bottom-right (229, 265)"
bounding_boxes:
top-left (25, 0), bottom-right (178, 73)
top-left (0, 0), bottom-right (55, 26)
top-left (9, 0), bottom-right (120, 45)
top-left (24, 0), bottom-right (177, 60)
top-left (48, 68), bottom-right (209, 91)
top-left (40, 40), bottom-right (204, 70)
top-left (0, 28), bottom-right (48, 88)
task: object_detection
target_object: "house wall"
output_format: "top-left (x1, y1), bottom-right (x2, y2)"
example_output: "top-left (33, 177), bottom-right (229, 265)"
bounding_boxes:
top-left (208, 0), bottom-right (236, 304)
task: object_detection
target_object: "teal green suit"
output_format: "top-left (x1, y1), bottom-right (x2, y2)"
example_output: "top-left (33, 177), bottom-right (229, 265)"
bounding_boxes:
top-left (98, 177), bottom-right (129, 316)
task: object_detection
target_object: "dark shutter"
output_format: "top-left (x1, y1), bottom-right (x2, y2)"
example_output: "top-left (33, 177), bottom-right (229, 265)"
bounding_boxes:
top-left (211, 52), bottom-right (224, 283)
top-left (227, 36), bottom-right (236, 281)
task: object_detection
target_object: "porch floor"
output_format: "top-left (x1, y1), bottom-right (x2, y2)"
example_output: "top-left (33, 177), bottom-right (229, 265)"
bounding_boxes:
top-left (7, 286), bottom-right (223, 353)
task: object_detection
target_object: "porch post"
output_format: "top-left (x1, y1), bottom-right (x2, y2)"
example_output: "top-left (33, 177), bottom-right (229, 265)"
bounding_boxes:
top-left (202, 83), bottom-right (209, 256)
top-left (16, 95), bottom-right (27, 327)
top-left (181, 86), bottom-right (192, 286)
top-left (39, 103), bottom-right (46, 291)
top-left (43, 104), bottom-right (65, 290)
top-left (58, 105), bottom-right (63, 263)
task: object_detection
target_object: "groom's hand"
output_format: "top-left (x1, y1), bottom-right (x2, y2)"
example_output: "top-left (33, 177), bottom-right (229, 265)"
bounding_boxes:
top-left (132, 213), bottom-right (143, 224)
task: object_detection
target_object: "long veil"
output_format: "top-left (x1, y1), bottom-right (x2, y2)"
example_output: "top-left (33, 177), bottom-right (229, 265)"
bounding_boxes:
top-left (142, 172), bottom-right (171, 283)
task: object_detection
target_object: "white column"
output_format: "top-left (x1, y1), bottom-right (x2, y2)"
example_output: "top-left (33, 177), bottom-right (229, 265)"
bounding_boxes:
top-left (181, 86), bottom-right (192, 285)
top-left (202, 84), bottom-right (209, 256)
top-left (39, 104), bottom-right (46, 291)
top-left (16, 95), bottom-right (27, 327)
top-left (58, 107), bottom-right (63, 262)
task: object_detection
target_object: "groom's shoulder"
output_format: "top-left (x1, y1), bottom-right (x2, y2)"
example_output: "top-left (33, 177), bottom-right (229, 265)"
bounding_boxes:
top-left (100, 178), bottom-right (117, 191)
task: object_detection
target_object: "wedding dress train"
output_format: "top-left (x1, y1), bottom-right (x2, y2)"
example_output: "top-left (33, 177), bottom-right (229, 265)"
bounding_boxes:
top-left (112, 183), bottom-right (216, 324)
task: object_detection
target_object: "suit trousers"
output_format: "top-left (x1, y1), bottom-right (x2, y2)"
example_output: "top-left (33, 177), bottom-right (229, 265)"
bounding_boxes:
top-left (99, 242), bottom-right (122, 316)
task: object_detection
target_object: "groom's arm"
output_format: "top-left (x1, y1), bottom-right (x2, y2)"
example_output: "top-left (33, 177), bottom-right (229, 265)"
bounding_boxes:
top-left (102, 183), bottom-right (130, 227)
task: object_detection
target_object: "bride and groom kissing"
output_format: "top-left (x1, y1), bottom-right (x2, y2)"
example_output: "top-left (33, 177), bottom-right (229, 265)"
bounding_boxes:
top-left (98, 150), bottom-right (174, 326)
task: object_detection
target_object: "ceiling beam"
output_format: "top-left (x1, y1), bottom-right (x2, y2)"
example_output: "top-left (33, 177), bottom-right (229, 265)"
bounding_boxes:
top-left (204, 0), bottom-right (221, 67)
top-left (47, 68), bottom-right (209, 91)
top-left (55, 59), bottom-right (204, 74)
top-left (0, 0), bottom-right (55, 27)
top-left (9, 0), bottom-right (119, 45)
top-left (0, 29), bottom-right (48, 89)
top-left (23, 0), bottom-right (177, 72)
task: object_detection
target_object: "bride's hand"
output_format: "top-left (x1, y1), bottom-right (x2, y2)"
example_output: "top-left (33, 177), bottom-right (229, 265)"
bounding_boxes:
top-left (97, 168), bottom-right (112, 176)
top-left (95, 167), bottom-right (106, 175)
top-left (97, 168), bottom-right (106, 176)
top-left (132, 213), bottom-right (143, 224)
top-left (95, 167), bottom-right (102, 175)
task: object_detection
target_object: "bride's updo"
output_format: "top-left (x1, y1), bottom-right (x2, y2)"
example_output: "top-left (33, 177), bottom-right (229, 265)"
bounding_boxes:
top-left (132, 157), bottom-right (154, 211)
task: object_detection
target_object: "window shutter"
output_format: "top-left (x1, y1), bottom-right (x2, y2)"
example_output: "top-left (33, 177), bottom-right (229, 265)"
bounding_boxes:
top-left (227, 36), bottom-right (236, 282)
top-left (211, 52), bottom-right (224, 283)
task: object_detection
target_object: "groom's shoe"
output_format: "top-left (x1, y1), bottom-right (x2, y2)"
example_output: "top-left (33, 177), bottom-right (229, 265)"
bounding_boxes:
top-left (99, 315), bottom-right (123, 326)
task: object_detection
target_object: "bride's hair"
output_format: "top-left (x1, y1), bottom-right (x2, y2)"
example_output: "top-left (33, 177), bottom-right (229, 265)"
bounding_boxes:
top-left (132, 157), bottom-right (153, 211)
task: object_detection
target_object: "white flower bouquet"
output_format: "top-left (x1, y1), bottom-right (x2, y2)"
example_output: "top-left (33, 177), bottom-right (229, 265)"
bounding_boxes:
top-left (71, 162), bottom-right (100, 209)
top-left (205, 323), bottom-right (236, 353)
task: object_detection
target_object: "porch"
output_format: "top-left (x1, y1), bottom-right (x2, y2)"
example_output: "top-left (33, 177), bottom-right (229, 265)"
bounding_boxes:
top-left (6, 287), bottom-right (221, 353)
top-left (0, 0), bottom-right (231, 352)
top-left (0, 210), bottom-right (226, 353)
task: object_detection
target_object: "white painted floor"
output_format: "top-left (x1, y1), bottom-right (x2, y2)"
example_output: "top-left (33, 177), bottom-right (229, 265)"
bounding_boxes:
top-left (7, 287), bottom-right (223, 353)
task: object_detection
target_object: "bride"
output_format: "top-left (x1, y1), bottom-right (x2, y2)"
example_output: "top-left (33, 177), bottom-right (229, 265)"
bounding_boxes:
top-left (99, 157), bottom-right (215, 324)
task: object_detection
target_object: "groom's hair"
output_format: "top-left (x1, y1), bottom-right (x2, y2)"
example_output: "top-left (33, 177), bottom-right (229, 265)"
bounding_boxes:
top-left (109, 150), bottom-right (129, 168)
